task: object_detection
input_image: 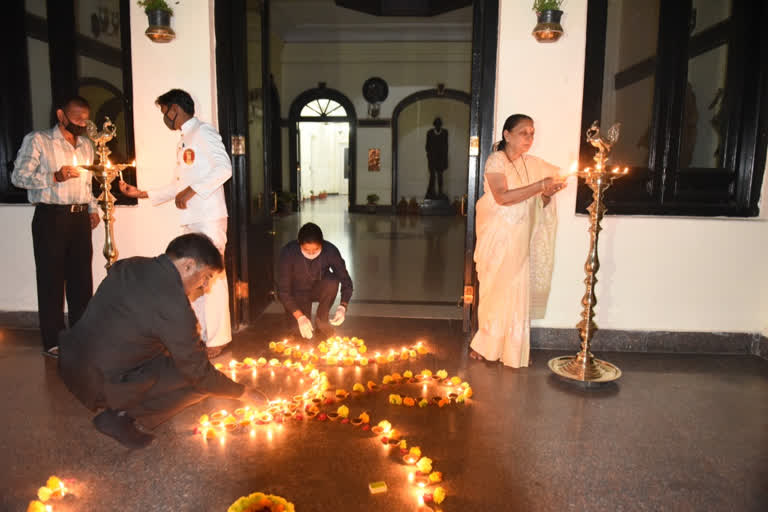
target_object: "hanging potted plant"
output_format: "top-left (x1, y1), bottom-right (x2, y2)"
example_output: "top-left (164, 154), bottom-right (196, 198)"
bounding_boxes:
top-left (532, 0), bottom-right (564, 43)
top-left (366, 194), bottom-right (380, 214)
top-left (138, 0), bottom-right (178, 43)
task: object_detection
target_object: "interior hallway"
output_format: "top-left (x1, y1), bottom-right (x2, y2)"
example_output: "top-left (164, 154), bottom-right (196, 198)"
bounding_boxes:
top-left (1, 317), bottom-right (766, 511)
top-left (269, 195), bottom-right (466, 318)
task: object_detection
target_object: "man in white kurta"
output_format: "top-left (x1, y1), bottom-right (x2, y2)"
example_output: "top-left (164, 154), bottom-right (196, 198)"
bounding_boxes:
top-left (120, 89), bottom-right (232, 356)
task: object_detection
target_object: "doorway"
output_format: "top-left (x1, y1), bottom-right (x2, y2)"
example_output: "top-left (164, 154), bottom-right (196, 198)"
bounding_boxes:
top-left (288, 86), bottom-right (357, 209)
top-left (391, 89), bottom-right (471, 210)
top-left (216, 0), bottom-right (498, 333)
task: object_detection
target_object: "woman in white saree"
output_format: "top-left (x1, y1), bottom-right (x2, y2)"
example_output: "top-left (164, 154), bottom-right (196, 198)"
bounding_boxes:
top-left (470, 114), bottom-right (567, 368)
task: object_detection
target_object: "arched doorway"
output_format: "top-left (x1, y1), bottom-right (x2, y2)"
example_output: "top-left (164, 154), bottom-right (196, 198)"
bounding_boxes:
top-left (288, 85), bottom-right (357, 209)
top-left (391, 88), bottom-right (471, 208)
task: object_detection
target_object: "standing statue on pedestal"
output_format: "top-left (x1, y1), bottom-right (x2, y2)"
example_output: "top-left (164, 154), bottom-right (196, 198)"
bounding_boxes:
top-left (425, 117), bottom-right (448, 199)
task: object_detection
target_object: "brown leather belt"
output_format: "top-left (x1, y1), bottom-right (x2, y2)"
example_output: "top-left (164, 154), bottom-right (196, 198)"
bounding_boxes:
top-left (38, 203), bottom-right (89, 213)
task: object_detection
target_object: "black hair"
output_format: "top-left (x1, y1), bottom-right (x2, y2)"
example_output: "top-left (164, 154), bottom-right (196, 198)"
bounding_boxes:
top-left (156, 89), bottom-right (195, 116)
top-left (297, 222), bottom-right (323, 245)
top-left (165, 233), bottom-right (223, 271)
top-left (59, 95), bottom-right (91, 112)
top-left (494, 114), bottom-right (533, 151)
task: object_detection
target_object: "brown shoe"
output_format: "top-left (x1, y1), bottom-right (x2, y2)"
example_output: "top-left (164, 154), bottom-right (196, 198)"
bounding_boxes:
top-left (206, 343), bottom-right (231, 359)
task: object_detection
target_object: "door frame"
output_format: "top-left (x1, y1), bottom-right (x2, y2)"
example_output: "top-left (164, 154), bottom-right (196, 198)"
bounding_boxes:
top-left (390, 88), bottom-right (471, 208)
top-left (214, 0), bottom-right (273, 328)
top-left (288, 86), bottom-right (357, 209)
top-left (464, 0), bottom-right (499, 333)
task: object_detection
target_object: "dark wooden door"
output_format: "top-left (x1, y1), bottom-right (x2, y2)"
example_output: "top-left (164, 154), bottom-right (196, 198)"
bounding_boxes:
top-left (215, 0), bottom-right (275, 328)
top-left (463, 0), bottom-right (498, 333)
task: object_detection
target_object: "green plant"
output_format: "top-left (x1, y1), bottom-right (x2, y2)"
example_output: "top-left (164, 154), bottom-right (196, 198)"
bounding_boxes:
top-left (137, 0), bottom-right (177, 15)
top-left (366, 194), bottom-right (380, 205)
top-left (532, 0), bottom-right (563, 13)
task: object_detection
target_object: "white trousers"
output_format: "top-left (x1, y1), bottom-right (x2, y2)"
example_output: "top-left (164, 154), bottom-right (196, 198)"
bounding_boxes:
top-left (183, 218), bottom-right (232, 348)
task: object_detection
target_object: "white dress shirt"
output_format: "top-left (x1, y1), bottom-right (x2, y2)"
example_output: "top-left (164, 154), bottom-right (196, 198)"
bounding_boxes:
top-left (147, 117), bottom-right (231, 225)
top-left (11, 125), bottom-right (97, 212)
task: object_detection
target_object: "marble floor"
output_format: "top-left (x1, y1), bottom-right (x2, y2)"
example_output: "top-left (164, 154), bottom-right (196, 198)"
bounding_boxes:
top-left (1, 317), bottom-right (767, 511)
top-left (269, 196), bottom-right (465, 318)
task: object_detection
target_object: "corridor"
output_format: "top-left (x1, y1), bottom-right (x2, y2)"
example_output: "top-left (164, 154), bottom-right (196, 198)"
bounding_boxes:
top-left (270, 195), bottom-right (466, 318)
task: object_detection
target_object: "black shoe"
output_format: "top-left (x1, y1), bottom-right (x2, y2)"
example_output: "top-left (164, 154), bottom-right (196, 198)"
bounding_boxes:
top-left (42, 346), bottom-right (59, 359)
top-left (93, 409), bottom-right (155, 449)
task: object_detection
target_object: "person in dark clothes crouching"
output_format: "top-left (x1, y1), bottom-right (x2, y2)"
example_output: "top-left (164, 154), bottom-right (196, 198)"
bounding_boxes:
top-left (277, 222), bottom-right (353, 340)
top-left (58, 233), bottom-right (245, 449)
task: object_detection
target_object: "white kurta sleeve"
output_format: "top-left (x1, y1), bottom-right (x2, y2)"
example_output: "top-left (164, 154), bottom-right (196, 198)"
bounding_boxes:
top-left (188, 124), bottom-right (232, 199)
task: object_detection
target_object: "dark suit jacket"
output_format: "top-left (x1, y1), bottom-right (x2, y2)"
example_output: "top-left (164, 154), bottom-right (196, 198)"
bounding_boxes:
top-left (59, 254), bottom-right (243, 411)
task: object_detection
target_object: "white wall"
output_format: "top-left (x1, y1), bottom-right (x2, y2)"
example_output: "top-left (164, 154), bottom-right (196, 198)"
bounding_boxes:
top-left (0, 0), bottom-right (219, 311)
top-left (495, 0), bottom-right (768, 333)
top-left (280, 42), bottom-right (471, 205)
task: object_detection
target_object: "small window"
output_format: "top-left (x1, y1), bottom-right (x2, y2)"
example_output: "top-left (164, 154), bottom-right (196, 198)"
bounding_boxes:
top-left (300, 99), bottom-right (347, 118)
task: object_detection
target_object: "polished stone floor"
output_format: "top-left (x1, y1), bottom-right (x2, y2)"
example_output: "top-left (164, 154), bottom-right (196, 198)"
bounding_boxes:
top-left (1, 317), bottom-right (766, 511)
top-left (272, 196), bottom-right (466, 314)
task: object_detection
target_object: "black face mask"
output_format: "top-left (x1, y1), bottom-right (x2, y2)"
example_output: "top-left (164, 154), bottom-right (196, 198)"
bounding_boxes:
top-left (63, 113), bottom-right (87, 137)
top-left (163, 108), bottom-right (178, 130)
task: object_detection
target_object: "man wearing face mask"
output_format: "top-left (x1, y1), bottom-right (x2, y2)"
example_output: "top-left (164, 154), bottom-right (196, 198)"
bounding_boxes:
top-left (119, 89), bottom-right (233, 359)
top-left (12, 95), bottom-right (101, 359)
top-left (277, 223), bottom-right (353, 340)
top-left (58, 234), bottom-right (245, 449)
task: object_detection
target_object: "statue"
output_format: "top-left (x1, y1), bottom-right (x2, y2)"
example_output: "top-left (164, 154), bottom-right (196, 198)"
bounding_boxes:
top-left (425, 117), bottom-right (448, 199)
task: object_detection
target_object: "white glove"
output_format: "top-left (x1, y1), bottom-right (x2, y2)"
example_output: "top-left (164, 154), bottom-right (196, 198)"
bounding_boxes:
top-left (329, 305), bottom-right (346, 326)
top-left (297, 315), bottom-right (314, 339)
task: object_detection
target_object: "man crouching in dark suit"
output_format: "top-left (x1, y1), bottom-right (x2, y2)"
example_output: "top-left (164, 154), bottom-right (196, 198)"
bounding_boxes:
top-left (58, 233), bottom-right (244, 449)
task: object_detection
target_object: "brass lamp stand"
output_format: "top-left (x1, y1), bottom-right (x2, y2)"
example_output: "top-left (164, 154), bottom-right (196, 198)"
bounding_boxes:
top-left (548, 121), bottom-right (627, 383)
top-left (81, 118), bottom-right (133, 269)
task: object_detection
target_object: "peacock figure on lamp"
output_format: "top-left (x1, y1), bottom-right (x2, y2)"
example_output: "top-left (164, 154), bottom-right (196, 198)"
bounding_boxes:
top-left (548, 120), bottom-right (628, 383)
top-left (80, 117), bottom-right (134, 269)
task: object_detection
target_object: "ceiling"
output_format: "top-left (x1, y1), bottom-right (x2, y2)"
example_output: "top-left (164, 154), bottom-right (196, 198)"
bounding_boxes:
top-left (269, 0), bottom-right (473, 43)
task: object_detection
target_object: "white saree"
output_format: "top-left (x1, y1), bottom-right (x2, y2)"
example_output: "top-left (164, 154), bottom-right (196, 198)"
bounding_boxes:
top-left (470, 151), bottom-right (558, 368)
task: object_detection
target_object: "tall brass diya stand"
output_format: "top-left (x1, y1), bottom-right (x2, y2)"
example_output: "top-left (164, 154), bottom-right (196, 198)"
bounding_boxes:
top-left (548, 121), bottom-right (627, 384)
top-left (81, 118), bottom-right (133, 269)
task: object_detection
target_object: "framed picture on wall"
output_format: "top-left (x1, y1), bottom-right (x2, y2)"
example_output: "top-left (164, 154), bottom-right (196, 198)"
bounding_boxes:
top-left (368, 148), bottom-right (381, 172)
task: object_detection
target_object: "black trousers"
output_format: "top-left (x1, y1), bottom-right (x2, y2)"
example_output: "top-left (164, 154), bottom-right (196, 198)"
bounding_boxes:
top-left (289, 278), bottom-right (340, 338)
top-left (32, 204), bottom-right (93, 350)
top-left (122, 356), bottom-right (207, 429)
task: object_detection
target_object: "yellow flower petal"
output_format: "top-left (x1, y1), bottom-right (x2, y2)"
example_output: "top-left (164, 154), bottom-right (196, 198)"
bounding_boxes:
top-left (27, 501), bottom-right (46, 512)
top-left (37, 487), bottom-right (53, 502)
